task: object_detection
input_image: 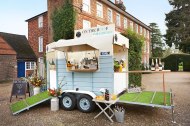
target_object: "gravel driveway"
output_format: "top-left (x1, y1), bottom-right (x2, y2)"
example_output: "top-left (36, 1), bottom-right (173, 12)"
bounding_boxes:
top-left (0, 72), bottom-right (190, 126)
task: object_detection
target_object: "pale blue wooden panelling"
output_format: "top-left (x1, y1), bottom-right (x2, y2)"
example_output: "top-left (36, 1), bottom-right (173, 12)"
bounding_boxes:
top-left (56, 56), bottom-right (114, 94)
top-left (74, 82), bottom-right (92, 87)
top-left (93, 73), bottom-right (113, 78)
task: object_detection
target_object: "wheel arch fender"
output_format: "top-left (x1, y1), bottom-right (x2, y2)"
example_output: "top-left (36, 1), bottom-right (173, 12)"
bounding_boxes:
top-left (61, 90), bottom-right (96, 99)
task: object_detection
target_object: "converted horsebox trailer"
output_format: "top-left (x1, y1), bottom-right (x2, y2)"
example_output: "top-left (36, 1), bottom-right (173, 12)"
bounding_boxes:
top-left (46, 24), bottom-right (129, 112)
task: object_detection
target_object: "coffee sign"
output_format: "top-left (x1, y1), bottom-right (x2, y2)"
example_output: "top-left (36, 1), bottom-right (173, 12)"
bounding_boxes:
top-left (10, 80), bottom-right (27, 102)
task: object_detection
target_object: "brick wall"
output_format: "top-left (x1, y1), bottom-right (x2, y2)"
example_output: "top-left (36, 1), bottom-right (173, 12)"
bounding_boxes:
top-left (28, 12), bottom-right (48, 59)
top-left (47, 0), bottom-right (151, 63)
top-left (0, 55), bottom-right (17, 81)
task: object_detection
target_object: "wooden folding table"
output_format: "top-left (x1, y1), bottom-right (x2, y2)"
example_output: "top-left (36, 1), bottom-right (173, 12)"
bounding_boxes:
top-left (93, 98), bottom-right (119, 122)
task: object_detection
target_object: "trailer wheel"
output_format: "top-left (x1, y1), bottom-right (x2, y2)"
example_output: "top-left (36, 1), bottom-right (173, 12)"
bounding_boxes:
top-left (60, 93), bottom-right (76, 111)
top-left (77, 94), bottom-right (95, 113)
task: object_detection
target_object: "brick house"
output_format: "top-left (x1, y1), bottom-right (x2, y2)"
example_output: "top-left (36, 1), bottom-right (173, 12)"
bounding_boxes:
top-left (27, 0), bottom-right (151, 65)
top-left (26, 12), bottom-right (48, 77)
top-left (0, 32), bottom-right (36, 81)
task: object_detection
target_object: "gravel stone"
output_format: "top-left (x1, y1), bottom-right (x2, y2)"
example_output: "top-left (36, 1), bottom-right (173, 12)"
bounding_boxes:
top-left (0, 72), bottom-right (190, 126)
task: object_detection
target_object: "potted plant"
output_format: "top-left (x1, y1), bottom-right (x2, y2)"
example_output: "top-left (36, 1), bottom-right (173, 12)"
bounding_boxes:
top-left (48, 88), bottom-right (61, 111)
top-left (29, 76), bottom-right (44, 95)
top-left (114, 60), bottom-right (120, 72)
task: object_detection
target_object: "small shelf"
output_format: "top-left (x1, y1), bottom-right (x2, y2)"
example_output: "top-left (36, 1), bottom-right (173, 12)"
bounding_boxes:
top-left (68, 69), bottom-right (98, 72)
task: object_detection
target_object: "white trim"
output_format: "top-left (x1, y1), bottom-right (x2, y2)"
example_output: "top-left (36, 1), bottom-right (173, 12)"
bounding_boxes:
top-left (107, 8), bottom-right (113, 22)
top-left (96, 2), bottom-right (103, 18)
top-left (116, 13), bottom-right (121, 26)
top-left (83, 0), bottom-right (91, 13)
top-left (38, 36), bottom-right (43, 52)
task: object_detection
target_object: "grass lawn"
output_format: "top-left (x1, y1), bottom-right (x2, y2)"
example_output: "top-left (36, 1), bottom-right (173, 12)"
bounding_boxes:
top-left (10, 91), bottom-right (51, 114)
top-left (119, 91), bottom-right (171, 106)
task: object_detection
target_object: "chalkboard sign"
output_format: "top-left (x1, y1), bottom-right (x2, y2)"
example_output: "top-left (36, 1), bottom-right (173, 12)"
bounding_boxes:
top-left (10, 80), bottom-right (27, 102)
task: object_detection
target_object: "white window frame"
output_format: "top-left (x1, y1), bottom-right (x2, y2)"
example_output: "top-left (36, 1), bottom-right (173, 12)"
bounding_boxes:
top-left (38, 16), bottom-right (43, 28)
top-left (83, 0), bottom-right (90, 13)
top-left (38, 36), bottom-right (43, 52)
top-left (147, 30), bottom-right (149, 39)
top-left (144, 41), bottom-right (147, 52)
top-left (124, 18), bottom-right (127, 29)
top-left (25, 62), bottom-right (35, 70)
top-left (147, 41), bottom-right (149, 53)
top-left (130, 21), bottom-right (133, 30)
top-left (116, 13), bottom-right (121, 26)
top-left (144, 29), bottom-right (146, 37)
top-left (83, 20), bottom-right (91, 29)
top-left (38, 57), bottom-right (44, 63)
top-left (107, 8), bottom-right (113, 22)
top-left (96, 2), bottom-right (103, 18)
top-left (136, 24), bottom-right (138, 33)
top-left (140, 26), bottom-right (143, 35)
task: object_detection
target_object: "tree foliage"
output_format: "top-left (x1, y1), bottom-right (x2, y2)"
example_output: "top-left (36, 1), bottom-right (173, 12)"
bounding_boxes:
top-left (51, 0), bottom-right (76, 41)
top-left (149, 23), bottom-right (163, 57)
top-left (165, 0), bottom-right (190, 53)
top-left (122, 29), bottom-right (144, 87)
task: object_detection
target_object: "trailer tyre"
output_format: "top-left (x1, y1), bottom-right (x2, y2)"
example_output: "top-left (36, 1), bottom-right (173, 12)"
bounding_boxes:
top-left (60, 93), bottom-right (76, 111)
top-left (77, 94), bottom-right (95, 113)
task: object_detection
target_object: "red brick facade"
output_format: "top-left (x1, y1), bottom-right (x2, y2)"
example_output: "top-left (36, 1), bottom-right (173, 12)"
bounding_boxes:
top-left (47, 0), bottom-right (151, 64)
top-left (27, 12), bottom-right (48, 59)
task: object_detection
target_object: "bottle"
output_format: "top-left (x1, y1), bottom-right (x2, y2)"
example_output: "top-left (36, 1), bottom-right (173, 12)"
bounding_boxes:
top-left (155, 58), bottom-right (159, 71)
top-left (105, 89), bottom-right (109, 101)
top-left (151, 59), bottom-right (155, 71)
top-left (159, 58), bottom-right (162, 71)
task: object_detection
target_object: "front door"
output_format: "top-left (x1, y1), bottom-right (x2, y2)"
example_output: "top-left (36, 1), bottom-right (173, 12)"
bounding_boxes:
top-left (17, 61), bottom-right (25, 77)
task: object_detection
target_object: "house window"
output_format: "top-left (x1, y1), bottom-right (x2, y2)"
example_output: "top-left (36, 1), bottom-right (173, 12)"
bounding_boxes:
top-left (97, 2), bottom-right (103, 18)
top-left (38, 36), bottom-right (43, 52)
top-left (107, 8), bottom-right (113, 22)
top-left (38, 16), bottom-right (43, 28)
top-left (144, 41), bottom-right (147, 52)
top-left (136, 24), bottom-right (138, 33)
top-left (83, 20), bottom-right (91, 29)
top-left (140, 26), bottom-right (143, 35)
top-left (130, 21), bottom-right (133, 30)
top-left (124, 18), bottom-right (127, 29)
top-left (147, 30), bottom-right (149, 39)
top-left (26, 62), bottom-right (35, 70)
top-left (38, 57), bottom-right (44, 63)
top-left (83, 0), bottom-right (90, 13)
top-left (147, 42), bottom-right (149, 53)
top-left (144, 29), bottom-right (146, 37)
top-left (116, 13), bottom-right (121, 26)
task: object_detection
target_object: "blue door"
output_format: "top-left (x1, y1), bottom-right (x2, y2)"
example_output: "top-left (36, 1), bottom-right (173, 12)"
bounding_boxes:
top-left (17, 61), bottom-right (25, 77)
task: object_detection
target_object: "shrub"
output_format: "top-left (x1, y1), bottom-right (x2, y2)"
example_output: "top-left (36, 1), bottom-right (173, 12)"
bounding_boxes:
top-left (51, 0), bottom-right (76, 41)
top-left (122, 29), bottom-right (144, 87)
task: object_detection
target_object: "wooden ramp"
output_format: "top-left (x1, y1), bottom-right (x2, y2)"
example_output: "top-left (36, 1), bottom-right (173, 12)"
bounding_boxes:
top-left (10, 91), bottom-right (51, 115)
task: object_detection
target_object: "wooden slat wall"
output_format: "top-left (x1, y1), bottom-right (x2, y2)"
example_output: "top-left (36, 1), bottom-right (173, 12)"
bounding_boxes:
top-left (56, 56), bottom-right (114, 95)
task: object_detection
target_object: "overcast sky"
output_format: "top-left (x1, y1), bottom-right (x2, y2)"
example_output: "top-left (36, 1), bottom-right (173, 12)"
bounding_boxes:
top-left (0, 0), bottom-right (172, 38)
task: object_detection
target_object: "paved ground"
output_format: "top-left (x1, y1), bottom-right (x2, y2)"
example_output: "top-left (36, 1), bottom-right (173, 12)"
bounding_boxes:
top-left (0, 72), bottom-right (190, 126)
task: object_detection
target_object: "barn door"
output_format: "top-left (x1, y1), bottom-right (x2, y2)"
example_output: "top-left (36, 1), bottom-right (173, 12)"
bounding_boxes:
top-left (17, 61), bottom-right (25, 77)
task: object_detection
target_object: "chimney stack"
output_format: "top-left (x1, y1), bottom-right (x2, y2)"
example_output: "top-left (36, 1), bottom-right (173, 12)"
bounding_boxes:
top-left (115, 0), bottom-right (126, 11)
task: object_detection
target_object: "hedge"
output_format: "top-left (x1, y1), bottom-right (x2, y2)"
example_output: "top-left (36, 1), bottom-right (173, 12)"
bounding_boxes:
top-left (162, 53), bottom-right (190, 71)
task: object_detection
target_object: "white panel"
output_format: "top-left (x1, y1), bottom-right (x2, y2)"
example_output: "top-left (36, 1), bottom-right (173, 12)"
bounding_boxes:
top-left (114, 73), bottom-right (128, 94)
top-left (50, 70), bottom-right (57, 89)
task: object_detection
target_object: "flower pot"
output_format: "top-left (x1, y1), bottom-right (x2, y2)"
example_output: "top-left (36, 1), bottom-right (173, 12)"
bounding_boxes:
top-left (51, 97), bottom-right (59, 111)
top-left (33, 87), bottom-right (40, 95)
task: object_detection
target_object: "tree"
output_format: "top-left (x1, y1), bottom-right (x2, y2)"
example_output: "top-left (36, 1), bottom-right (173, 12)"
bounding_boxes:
top-left (165, 0), bottom-right (190, 53)
top-left (149, 23), bottom-right (163, 57)
top-left (51, 0), bottom-right (76, 41)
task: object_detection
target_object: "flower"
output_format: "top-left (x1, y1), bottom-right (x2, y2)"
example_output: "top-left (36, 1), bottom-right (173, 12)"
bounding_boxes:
top-left (48, 88), bottom-right (61, 97)
top-left (29, 76), bottom-right (44, 87)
